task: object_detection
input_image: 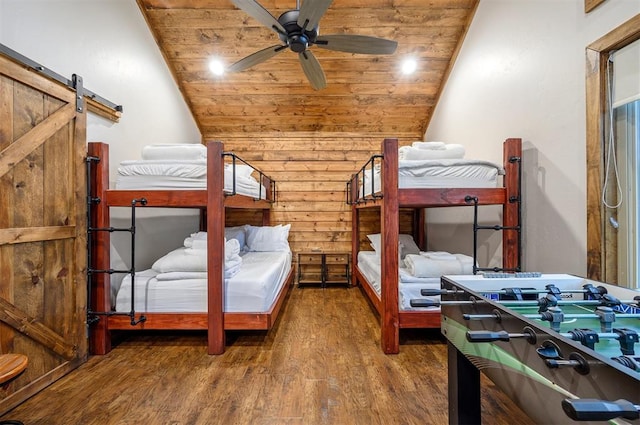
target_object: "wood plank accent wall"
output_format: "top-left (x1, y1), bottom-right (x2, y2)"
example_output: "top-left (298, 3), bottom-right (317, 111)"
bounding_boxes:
top-left (218, 132), bottom-right (421, 258)
top-left (0, 54), bottom-right (87, 414)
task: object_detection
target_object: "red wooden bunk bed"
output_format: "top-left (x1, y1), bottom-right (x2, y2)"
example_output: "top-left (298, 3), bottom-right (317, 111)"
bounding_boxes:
top-left (87, 140), bottom-right (294, 355)
top-left (347, 138), bottom-right (522, 354)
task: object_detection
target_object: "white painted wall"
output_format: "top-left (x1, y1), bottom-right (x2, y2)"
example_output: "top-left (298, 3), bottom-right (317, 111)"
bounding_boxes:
top-left (0, 0), bottom-right (201, 176)
top-left (425, 0), bottom-right (640, 276)
top-left (0, 0), bottom-right (203, 283)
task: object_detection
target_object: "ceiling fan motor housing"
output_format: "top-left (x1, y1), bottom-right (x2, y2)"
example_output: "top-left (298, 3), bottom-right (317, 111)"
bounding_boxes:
top-left (277, 10), bottom-right (318, 53)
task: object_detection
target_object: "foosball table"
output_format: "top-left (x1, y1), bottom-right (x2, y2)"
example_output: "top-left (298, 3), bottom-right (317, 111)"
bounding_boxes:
top-left (433, 273), bottom-right (640, 425)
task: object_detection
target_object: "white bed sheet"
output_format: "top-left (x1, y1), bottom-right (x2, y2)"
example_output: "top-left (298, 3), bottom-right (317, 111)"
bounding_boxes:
top-left (115, 175), bottom-right (267, 199)
top-left (115, 160), bottom-right (268, 199)
top-left (115, 251), bottom-right (292, 313)
top-left (361, 159), bottom-right (504, 196)
top-left (118, 159), bottom-right (207, 178)
top-left (357, 251), bottom-right (441, 311)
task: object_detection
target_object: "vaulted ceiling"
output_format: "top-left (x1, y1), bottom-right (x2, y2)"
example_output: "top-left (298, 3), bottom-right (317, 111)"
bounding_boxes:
top-left (137, 0), bottom-right (478, 137)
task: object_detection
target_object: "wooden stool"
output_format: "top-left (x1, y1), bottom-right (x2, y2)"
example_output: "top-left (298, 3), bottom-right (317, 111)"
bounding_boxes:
top-left (0, 354), bottom-right (28, 425)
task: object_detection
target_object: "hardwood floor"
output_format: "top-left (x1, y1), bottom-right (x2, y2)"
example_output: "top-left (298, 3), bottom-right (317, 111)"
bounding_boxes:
top-left (1, 286), bottom-right (535, 424)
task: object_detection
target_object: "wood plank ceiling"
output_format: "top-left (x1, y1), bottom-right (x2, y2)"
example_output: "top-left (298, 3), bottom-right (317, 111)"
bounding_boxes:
top-left (137, 0), bottom-right (478, 137)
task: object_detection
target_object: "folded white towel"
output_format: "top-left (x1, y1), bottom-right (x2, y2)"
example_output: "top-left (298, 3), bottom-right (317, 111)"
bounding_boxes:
top-left (225, 238), bottom-right (241, 261)
top-left (225, 262), bottom-right (242, 278)
top-left (184, 231), bottom-right (207, 248)
top-left (153, 231), bottom-right (245, 274)
top-left (184, 246), bottom-right (209, 256)
top-left (411, 141), bottom-right (446, 150)
top-left (183, 239), bottom-right (242, 269)
top-left (404, 254), bottom-right (463, 277)
top-left (152, 247), bottom-right (207, 273)
top-left (454, 253), bottom-right (474, 264)
top-left (454, 254), bottom-right (475, 274)
top-left (141, 144), bottom-right (207, 161)
top-left (421, 251), bottom-right (457, 261)
top-left (225, 256), bottom-right (242, 270)
top-left (399, 144), bottom-right (466, 160)
top-left (189, 239), bottom-right (207, 250)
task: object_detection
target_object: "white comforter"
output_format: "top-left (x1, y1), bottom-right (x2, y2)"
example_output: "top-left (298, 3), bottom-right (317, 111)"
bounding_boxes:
top-left (115, 159), bottom-right (268, 198)
top-left (361, 159), bottom-right (504, 197)
top-left (357, 251), bottom-right (475, 311)
top-left (115, 251), bottom-right (292, 313)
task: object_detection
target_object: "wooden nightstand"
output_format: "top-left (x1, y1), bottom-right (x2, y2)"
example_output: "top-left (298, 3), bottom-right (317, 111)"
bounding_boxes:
top-left (297, 252), bottom-right (350, 287)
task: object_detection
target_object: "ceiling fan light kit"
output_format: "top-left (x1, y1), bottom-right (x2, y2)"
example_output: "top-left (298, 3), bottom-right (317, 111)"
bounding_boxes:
top-left (229, 0), bottom-right (398, 90)
top-left (277, 10), bottom-right (318, 52)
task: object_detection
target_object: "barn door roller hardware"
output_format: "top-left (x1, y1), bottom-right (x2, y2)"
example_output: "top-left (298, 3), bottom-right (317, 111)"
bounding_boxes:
top-left (0, 43), bottom-right (122, 116)
top-left (72, 74), bottom-right (83, 113)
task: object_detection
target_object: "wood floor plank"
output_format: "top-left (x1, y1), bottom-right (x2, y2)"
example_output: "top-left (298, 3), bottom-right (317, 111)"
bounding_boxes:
top-left (0, 287), bottom-right (535, 425)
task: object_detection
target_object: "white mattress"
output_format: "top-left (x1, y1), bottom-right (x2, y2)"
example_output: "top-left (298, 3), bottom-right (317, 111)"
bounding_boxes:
top-left (357, 251), bottom-right (441, 311)
top-left (362, 159), bottom-right (504, 196)
top-left (115, 160), bottom-right (268, 199)
top-left (115, 251), bottom-right (292, 313)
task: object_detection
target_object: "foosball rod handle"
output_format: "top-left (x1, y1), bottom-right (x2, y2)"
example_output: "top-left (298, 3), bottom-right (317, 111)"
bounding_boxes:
top-left (466, 330), bottom-right (511, 342)
top-left (420, 289), bottom-right (449, 296)
top-left (561, 399), bottom-right (640, 421)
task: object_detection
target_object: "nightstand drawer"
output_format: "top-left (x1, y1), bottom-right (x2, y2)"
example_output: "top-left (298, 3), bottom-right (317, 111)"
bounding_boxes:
top-left (297, 252), bottom-right (351, 287)
top-left (298, 254), bottom-right (323, 264)
top-left (325, 254), bottom-right (349, 264)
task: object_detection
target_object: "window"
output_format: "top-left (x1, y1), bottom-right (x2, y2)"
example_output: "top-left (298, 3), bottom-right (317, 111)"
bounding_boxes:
top-left (586, 14), bottom-right (640, 288)
top-left (612, 100), bottom-right (639, 287)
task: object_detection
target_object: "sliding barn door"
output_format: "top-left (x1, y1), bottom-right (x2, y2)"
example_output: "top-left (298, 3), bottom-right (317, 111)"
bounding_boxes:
top-left (0, 54), bottom-right (87, 414)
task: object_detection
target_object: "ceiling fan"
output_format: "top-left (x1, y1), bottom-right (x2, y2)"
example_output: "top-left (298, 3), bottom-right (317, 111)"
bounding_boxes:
top-left (228, 0), bottom-right (398, 90)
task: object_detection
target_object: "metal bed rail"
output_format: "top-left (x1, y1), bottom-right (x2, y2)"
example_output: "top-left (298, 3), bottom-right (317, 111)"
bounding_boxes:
top-left (223, 152), bottom-right (277, 203)
top-left (346, 153), bottom-right (384, 205)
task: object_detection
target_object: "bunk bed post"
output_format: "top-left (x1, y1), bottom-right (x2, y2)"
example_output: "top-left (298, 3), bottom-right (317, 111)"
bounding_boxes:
top-left (414, 209), bottom-right (426, 250)
top-left (502, 138), bottom-right (522, 272)
top-left (381, 138), bottom-right (400, 354)
top-left (260, 175), bottom-right (272, 226)
top-left (207, 141), bottom-right (226, 354)
top-left (87, 142), bottom-right (112, 355)
top-left (351, 187), bottom-right (359, 288)
top-left (261, 209), bottom-right (271, 226)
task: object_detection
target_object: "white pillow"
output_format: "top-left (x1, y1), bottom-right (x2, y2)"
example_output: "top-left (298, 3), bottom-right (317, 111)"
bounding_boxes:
top-left (225, 226), bottom-right (246, 250)
top-left (367, 233), bottom-right (421, 259)
top-left (399, 234), bottom-right (421, 258)
top-left (226, 163), bottom-right (254, 178)
top-left (245, 224), bottom-right (291, 252)
top-left (367, 233), bottom-right (382, 254)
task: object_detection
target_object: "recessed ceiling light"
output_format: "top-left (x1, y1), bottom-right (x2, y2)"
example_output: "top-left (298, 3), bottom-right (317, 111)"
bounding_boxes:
top-left (401, 58), bottom-right (418, 75)
top-left (208, 58), bottom-right (225, 76)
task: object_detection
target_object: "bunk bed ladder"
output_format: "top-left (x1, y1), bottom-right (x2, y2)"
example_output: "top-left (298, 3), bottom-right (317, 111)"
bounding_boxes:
top-left (466, 153), bottom-right (522, 275)
top-left (85, 155), bottom-right (147, 328)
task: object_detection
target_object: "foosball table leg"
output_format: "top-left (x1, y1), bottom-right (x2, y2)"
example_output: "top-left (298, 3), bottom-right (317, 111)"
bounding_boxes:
top-left (447, 342), bottom-right (481, 425)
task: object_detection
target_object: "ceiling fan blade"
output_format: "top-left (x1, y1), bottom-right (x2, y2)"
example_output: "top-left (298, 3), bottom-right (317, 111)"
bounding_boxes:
top-left (231, 0), bottom-right (286, 34)
top-left (315, 34), bottom-right (398, 55)
top-left (227, 45), bottom-right (287, 73)
top-left (297, 0), bottom-right (333, 31)
top-left (298, 51), bottom-right (326, 90)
